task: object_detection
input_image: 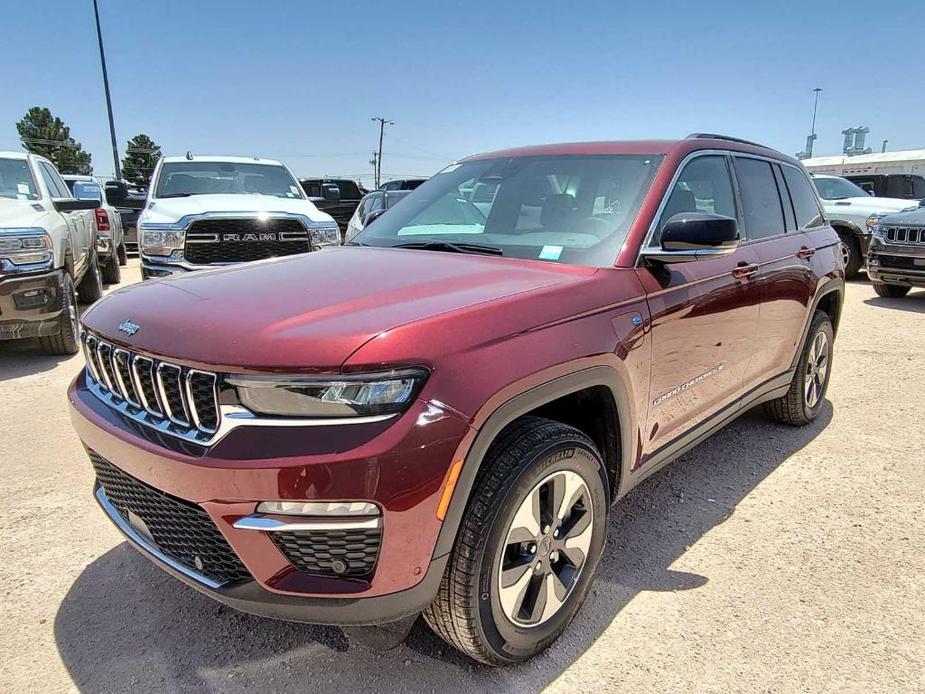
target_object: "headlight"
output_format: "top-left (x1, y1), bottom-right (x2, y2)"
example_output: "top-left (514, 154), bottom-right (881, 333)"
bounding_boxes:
top-left (226, 368), bottom-right (427, 418)
top-left (140, 226), bottom-right (185, 256)
top-left (866, 214), bottom-right (885, 233)
top-left (872, 224), bottom-right (887, 240)
top-left (0, 228), bottom-right (53, 269)
top-left (310, 224), bottom-right (340, 248)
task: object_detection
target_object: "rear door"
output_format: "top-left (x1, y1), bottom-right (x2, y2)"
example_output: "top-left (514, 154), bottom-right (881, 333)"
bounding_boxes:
top-left (637, 153), bottom-right (761, 455)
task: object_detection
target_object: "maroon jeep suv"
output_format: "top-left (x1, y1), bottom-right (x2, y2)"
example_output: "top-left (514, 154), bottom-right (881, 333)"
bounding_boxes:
top-left (68, 134), bottom-right (843, 665)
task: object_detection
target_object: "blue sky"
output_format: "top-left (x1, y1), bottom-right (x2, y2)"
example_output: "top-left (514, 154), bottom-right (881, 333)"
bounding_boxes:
top-left (3, 0), bottom-right (924, 185)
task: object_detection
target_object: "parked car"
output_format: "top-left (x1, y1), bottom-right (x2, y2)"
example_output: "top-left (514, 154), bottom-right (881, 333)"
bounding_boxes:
top-left (104, 180), bottom-right (146, 255)
top-left (344, 189), bottom-right (411, 242)
top-left (0, 151), bottom-right (103, 354)
top-left (379, 178), bottom-right (426, 191)
top-left (811, 173), bottom-right (915, 278)
top-left (867, 206), bottom-right (925, 297)
top-left (69, 134), bottom-right (843, 665)
top-left (844, 173), bottom-right (925, 201)
top-left (137, 155), bottom-right (340, 279)
top-left (299, 178), bottom-right (367, 235)
top-left (63, 175), bottom-right (126, 285)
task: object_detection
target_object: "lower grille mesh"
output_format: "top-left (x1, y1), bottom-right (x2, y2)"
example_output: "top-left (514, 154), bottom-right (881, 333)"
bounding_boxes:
top-left (89, 451), bottom-right (251, 584)
top-left (271, 528), bottom-right (382, 577)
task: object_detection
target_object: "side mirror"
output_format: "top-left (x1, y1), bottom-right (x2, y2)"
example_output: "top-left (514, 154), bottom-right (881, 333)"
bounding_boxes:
top-left (104, 180), bottom-right (129, 205)
top-left (322, 184), bottom-right (341, 202)
top-left (642, 212), bottom-right (739, 263)
top-left (54, 198), bottom-right (100, 212)
top-left (365, 208), bottom-right (387, 226)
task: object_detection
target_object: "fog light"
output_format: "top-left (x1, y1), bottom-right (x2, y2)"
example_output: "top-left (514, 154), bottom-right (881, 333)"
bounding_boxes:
top-left (256, 500), bottom-right (380, 517)
top-left (14, 288), bottom-right (51, 310)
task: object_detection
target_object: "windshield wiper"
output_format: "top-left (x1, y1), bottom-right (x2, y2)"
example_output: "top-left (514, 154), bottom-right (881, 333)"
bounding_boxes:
top-left (158, 192), bottom-right (194, 198)
top-left (393, 240), bottom-right (503, 256)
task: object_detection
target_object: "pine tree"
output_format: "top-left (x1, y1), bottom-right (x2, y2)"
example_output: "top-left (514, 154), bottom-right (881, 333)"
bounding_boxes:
top-left (16, 107), bottom-right (93, 174)
top-left (121, 133), bottom-right (161, 189)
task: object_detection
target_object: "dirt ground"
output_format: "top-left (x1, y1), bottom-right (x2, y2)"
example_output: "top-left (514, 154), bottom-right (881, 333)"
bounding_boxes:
top-left (0, 259), bottom-right (922, 693)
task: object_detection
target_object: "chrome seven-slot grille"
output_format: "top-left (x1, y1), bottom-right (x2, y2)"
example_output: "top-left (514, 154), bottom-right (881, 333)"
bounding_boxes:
top-left (82, 331), bottom-right (220, 440)
top-left (885, 226), bottom-right (925, 245)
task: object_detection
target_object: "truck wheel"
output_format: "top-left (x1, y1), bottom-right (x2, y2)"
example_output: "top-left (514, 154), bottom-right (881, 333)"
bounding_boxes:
top-left (77, 253), bottom-right (104, 304)
top-left (873, 282), bottom-right (910, 298)
top-left (765, 310), bottom-right (834, 426)
top-left (836, 231), bottom-right (862, 280)
top-left (38, 273), bottom-right (80, 356)
top-left (101, 253), bottom-right (121, 285)
top-left (424, 417), bottom-right (608, 665)
top-left (118, 243), bottom-right (127, 266)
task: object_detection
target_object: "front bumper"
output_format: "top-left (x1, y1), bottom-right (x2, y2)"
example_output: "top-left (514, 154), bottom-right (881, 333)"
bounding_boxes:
top-left (0, 268), bottom-right (66, 341)
top-left (867, 239), bottom-right (925, 287)
top-left (68, 370), bottom-right (470, 625)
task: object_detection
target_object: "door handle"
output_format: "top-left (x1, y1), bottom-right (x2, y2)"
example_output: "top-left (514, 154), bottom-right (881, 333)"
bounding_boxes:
top-left (797, 247), bottom-right (815, 259)
top-left (732, 263), bottom-right (759, 279)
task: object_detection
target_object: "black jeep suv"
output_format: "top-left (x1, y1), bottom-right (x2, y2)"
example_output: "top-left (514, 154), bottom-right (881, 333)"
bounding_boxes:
top-left (868, 206), bottom-right (925, 297)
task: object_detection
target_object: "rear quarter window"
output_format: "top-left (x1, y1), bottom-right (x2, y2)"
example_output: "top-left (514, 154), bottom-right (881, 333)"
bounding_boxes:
top-left (781, 166), bottom-right (825, 229)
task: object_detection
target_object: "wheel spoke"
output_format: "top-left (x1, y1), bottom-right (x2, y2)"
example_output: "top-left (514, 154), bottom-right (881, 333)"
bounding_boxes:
top-left (555, 471), bottom-right (585, 523)
top-left (538, 572), bottom-right (567, 623)
top-left (500, 558), bottom-right (533, 590)
top-left (509, 485), bottom-right (541, 540)
top-left (499, 560), bottom-right (535, 620)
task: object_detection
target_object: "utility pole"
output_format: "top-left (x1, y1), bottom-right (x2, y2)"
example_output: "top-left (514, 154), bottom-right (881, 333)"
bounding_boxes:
top-left (93, 0), bottom-right (121, 180)
top-left (371, 116), bottom-right (393, 188)
top-left (369, 151), bottom-right (378, 189)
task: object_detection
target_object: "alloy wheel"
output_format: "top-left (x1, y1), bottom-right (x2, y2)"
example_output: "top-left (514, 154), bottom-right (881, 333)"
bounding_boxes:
top-left (65, 282), bottom-right (79, 342)
top-left (497, 469), bottom-right (594, 627)
top-left (840, 242), bottom-right (850, 269)
top-left (804, 331), bottom-right (829, 408)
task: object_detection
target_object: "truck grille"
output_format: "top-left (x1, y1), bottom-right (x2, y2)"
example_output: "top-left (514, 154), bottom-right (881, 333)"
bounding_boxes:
top-left (183, 218), bottom-right (311, 264)
top-left (82, 331), bottom-right (220, 443)
top-left (90, 451), bottom-right (251, 584)
top-left (877, 254), bottom-right (925, 271)
top-left (271, 528), bottom-right (382, 577)
top-left (884, 226), bottom-right (925, 245)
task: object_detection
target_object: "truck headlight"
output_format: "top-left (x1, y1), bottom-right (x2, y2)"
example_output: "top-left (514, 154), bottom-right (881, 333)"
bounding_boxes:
top-left (140, 226), bottom-right (186, 256)
top-left (310, 224), bottom-right (340, 248)
top-left (0, 228), bottom-right (53, 269)
top-left (225, 368), bottom-right (427, 418)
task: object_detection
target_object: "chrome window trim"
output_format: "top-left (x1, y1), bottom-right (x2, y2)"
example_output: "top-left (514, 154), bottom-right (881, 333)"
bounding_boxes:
top-left (156, 362), bottom-right (191, 426)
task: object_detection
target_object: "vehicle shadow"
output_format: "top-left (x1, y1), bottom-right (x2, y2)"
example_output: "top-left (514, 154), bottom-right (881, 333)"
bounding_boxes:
top-left (0, 339), bottom-right (79, 381)
top-left (863, 291), bottom-right (925, 313)
top-left (54, 403), bottom-right (832, 693)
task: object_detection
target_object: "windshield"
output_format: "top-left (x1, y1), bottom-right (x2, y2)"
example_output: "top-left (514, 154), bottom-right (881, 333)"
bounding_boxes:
top-left (814, 176), bottom-right (868, 200)
top-left (66, 179), bottom-right (103, 202)
top-left (153, 161), bottom-right (304, 199)
top-left (354, 154), bottom-right (662, 267)
top-left (0, 158), bottom-right (40, 201)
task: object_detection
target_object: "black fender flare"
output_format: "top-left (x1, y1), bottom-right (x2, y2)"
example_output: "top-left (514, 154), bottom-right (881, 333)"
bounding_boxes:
top-left (790, 277), bottom-right (845, 371)
top-left (431, 365), bottom-right (634, 559)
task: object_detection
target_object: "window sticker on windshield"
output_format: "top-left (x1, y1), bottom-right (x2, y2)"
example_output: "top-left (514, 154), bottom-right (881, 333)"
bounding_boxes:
top-left (16, 194), bottom-right (27, 200)
top-left (539, 245), bottom-right (563, 260)
top-left (17, 183), bottom-right (29, 194)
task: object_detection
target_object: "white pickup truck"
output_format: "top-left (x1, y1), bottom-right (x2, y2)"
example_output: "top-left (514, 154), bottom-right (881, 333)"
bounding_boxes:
top-left (0, 151), bottom-right (104, 354)
top-left (138, 155), bottom-right (340, 279)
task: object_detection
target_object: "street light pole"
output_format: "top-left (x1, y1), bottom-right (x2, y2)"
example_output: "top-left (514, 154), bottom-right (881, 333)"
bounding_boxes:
top-left (93, 0), bottom-right (121, 180)
top-left (810, 87), bottom-right (822, 137)
top-left (371, 116), bottom-right (393, 188)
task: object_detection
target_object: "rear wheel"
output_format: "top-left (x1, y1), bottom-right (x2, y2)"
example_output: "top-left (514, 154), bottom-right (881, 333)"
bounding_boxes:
top-left (873, 282), bottom-right (910, 298)
top-left (424, 417), bottom-right (608, 665)
top-left (117, 243), bottom-right (127, 266)
top-left (76, 253), bottom-right (104, 304)
top-left (836, 231), bottom-right (862, 280)
top-left (101, 252), bottom-right (121, 284)
top-left (765, 310), bottom-right (833, 426)
top-left (38, 273), bottom-right (80, 356)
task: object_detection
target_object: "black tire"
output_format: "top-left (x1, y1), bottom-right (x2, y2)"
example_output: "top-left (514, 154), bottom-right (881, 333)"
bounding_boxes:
top-left (38, 273), bottom-right (80, 356)
top-left (117, 243), bottom-right (127, 266)
top-left (76, 253), bottom-right (104, 304)
top-left (836, 231), bottom-right (862, 280)
top-left (101, 252), bottom-right (121, 285)
top-left (765, 310), bottom-right (834, 426)
top-left (424, 416), bottom-right (608, 666)
top-left (873, 282), bottom-right (910, 298)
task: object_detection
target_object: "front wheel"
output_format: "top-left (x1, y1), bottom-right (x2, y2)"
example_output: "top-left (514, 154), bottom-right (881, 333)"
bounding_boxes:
top-left (38, 273), bottom-right (80, 355)
top-left (101, 252), bottom-right (121, 284)
top-left (873, 282), bottom-right (910, 298)
top-left (117, 243), bottom-right (127, 266)
top-left (424, 417), bottom-right (608, 665)
top-left (76, 253), bottom-right (104, 304)
top-left (836, 231), bottom-right (862, 280)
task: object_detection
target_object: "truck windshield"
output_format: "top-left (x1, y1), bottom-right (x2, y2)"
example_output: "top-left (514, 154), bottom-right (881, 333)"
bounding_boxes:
top-left (353, 154), bottom-right (663, 267)
top-left (0, 158), bottom-right (40, 201)
top-left (153, 162), bottom-right (304, 200)
top-left (814, 177), bottom-right (868, 200)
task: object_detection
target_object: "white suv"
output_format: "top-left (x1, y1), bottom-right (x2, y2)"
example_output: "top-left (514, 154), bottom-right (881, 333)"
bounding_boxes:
top-left (138, 155), bottom-right (340, 279)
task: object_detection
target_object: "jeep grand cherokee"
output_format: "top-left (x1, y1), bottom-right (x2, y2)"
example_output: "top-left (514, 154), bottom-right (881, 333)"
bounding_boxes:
top-left (68, 134), bottom-right (843, 665)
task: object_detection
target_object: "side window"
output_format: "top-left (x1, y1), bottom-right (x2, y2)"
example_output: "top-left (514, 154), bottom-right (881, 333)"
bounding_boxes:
top-left (781, 166), bottom-right (825, 229)
top-left (732, 157), bottom-right (786, 240)
top-left (364, 194), bottom-right (384, 220)
top-left (38, 162), bottom-right (70, 198)
top-left (655, 156), bottom-right (736, 243)
top-left (772, 164), bottom-right (796, 231)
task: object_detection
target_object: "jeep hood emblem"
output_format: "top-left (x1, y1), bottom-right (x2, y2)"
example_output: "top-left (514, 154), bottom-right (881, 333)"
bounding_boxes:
top-left (118, 319), bottom-right (140, 336)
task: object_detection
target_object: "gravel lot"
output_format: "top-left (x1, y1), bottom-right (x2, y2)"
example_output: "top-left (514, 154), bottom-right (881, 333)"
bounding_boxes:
top-left (1, 259), bottom-right (922, 693)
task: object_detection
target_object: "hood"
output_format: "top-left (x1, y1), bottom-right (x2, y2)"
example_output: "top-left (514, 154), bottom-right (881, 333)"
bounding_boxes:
top-left (824, 196), bottom-right (916, 213)
top-left (82, 247), bottom-right (594, 370)
top-left (141, 194), bottom-right (333, 225)
top-left (881, 207), bottom-right (925, 226)
top-left (0, 197), bottom-right (50, 228)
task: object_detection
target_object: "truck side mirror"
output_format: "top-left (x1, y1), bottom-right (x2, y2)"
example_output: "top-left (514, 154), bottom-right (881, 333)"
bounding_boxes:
top-left (105, 180), bottom-right (129, 205)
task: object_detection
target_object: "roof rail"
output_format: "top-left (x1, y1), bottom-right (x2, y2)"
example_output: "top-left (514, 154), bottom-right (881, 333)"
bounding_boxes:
top-left (686, 133), bottom-right (768, 148)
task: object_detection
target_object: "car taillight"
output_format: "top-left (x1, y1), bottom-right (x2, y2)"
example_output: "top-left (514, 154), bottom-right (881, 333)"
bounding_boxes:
top-left (95, 208), bottom-right (110, 232)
